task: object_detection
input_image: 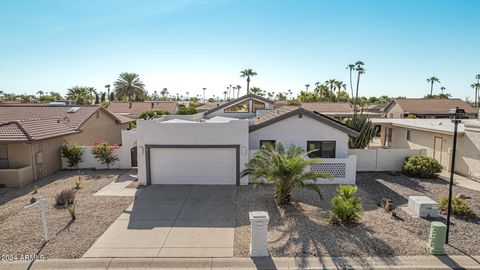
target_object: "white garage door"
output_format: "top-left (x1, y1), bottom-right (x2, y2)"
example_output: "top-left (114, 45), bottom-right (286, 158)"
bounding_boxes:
top-left (149, 147), bottom-right (237, 185)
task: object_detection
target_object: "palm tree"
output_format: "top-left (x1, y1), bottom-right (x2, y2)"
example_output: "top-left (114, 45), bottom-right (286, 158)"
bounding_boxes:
top-left (325, 79), bottom-right (336, 94)
top-left (471, 83), bottom-right (480, 107)
top-left (160, 88), bottom-right (169, 100)
top-left (202, 88), bottom-right (206, 101)
top-left (37, 91), bottom-right (44, 99)
top-left (240, 69), bottom-right (257, 93)
top-left (354, 61), bottom-right (365, 112)
top-left (426, 76), bottom-right (440, 96)
top-left (249, 87), bottom-right (262, 96)
top-left (185, 91), bottom-right (189, 100)
top-left (241, 142), bottom-right (330, 205)
top-left (232, 86), bottom-right (236, 99)
top-left (66, 86), bottom-right (95, 105)
top-left (346, 64), bottom-right (355, 100)
top-left (236, 85), bottom-right (242, 98)
top-left (114, 72), bottom-right (146, 101)
top-left (335, 81), bottom-right (347, 100)
top-left (305, 84), bottom-right (310, 92)
top-left (223, 91), bottom-right (227, 100)
top-left (440, 86), bottom-right (446, 94)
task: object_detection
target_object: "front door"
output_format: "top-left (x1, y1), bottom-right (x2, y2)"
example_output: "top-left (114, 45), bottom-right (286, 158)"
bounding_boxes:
top-left (433, 136), bottom-right (443, 164)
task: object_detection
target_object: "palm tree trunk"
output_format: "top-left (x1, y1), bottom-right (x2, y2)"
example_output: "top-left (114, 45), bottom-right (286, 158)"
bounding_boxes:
top-left (430, 82), bottom-right (433, 96)
top-left (349, 70), bottom-right (354, 103)
top-left (476, 87), bottom-right (478, 107)
top-left (355, 73), bottom-right (361, 113)
top-left (247, 77), bottom-right (250, 94)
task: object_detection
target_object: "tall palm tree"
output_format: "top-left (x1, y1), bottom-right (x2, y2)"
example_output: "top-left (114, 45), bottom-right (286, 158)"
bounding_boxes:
top-left (325, 79), bottom-right (336, 94)
top-left (232, 86), bottom-right (236, 99)
top-left (114, 72), bottom-right (146, 101)
top-left (440, 86), bottom-right (446, 94)
top-left (426, 76), bottom-right (440, 96)
top-left (471, 83), bottom-right (480, 107)
top-left (240, 69), bottom-right (257, 93)
top-left (66, 86), bottom-right (95, 105)
top-left (346, 64), bottom-right (355, 100)
top-left (354, 61), bottom-right (365, 112)
top-left (249, 87), bottom-right (262, 96)
top-left (305, 84), bottom-right (310, 92)
top-left (335, 81), bottom-right (347, 100)
top-left (223, 91), bottom-right (227, 100)
top-left (241, 142), bottom-right (330, 205)
top-left (160, 88), bottom-right (169, 100)
top-left (185, 91), bottom-right (189, 99)
top-left (202, 88), bottom-right (206, 101)
top-left (37, 91), bottom-right (44, 99)
top-left (236, 85), bottom-right (242, 98)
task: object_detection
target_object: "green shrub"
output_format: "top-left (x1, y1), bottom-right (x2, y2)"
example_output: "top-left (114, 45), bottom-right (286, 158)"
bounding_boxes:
top-left (439, 196), bottom-right (475, 217)
top-left (331, 185), bottom-right (363, 225)
top-left (139, 109), bottom-right (169, 119)
top-left (61, 143), bottom-right (84, 168)
top-left (402, 155), bottom-right (442, 178)
top-left (55, 189), bottom-right (75, 206)
top-left (91, 141), bottom-right (119, 168)
top-left (177, 106), bottom-right (197, 115)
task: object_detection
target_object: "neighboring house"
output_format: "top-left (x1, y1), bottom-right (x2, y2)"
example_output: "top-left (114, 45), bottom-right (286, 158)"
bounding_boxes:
top-left (0, 105), bottom-right (131, 186)
top-left (136, 94), bottom-right (359, 186)
top-left (384, 98), bottom-right (478, 119)
top-left (373, 118), bottom-right (480, 179)
top-left (108, 101), bottom-right (179, 118)
top-left (195, 101), bottom-right (227, 113)
top-left (276, 102), bottom-right (382, 120)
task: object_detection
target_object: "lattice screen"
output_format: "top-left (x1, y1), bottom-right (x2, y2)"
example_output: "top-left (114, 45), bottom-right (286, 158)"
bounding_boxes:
top-left (310, 163), bottom-right (346, 178)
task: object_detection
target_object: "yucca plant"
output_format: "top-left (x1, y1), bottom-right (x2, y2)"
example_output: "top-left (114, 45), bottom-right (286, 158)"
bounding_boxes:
top-left (241, 142), bottom-right (331, 205)
top-left (345, 113), bottom-right (378, 149)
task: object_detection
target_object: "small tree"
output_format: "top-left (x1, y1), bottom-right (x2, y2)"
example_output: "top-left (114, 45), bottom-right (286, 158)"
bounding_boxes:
top-left (61, 143), bottom-right (84, 168)
top-left (241, 142), bottom-right (331, 205)
top-left (91, 142), bottom-right (119, 168)
top-left (139, 109), bottom-right (169, 119)
top-left (331, 185), bottom-right (363, 225)
top-left (345, 114), bottom-right (378, 149)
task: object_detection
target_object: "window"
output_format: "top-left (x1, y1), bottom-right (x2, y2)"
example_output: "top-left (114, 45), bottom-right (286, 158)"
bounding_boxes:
top-left (252, 100), bottom-right (265, 113)
top-left (406, 130), bottom-right (411, 141)
top-left (224, 100), bottom-right (249, 113)
top-left (307, 141), bottom-right (336, 158)
top-left (260, 140), bottom-right (276, 149)
top-left (0, 144), bottom-right (8, 169)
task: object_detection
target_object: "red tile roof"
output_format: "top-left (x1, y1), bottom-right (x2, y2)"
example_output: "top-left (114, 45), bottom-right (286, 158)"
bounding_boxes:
top-left (301, 102), bottom-right (355, 113)
top-left (0, 118), bottom-right (79, 142)
top-left (388, 98), bottom-right (478, 115)
top-left (108, 102), bottom-right (179, 116)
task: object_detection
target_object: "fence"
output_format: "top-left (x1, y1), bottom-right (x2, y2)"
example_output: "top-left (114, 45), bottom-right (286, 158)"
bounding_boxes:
top-left (348, 148), bottom-right (427, 171)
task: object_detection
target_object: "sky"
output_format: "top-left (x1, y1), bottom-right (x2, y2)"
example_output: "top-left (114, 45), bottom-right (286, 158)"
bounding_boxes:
top-left (1, 0), bottom-right (479, 100)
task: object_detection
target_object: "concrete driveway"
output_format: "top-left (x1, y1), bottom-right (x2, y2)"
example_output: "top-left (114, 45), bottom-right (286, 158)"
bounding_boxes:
top-left (84, 185), bottom-right (235, 258)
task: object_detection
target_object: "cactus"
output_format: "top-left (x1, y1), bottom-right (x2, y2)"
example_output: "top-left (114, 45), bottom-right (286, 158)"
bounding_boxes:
top-left (345, 114), bottom-right (378, 149)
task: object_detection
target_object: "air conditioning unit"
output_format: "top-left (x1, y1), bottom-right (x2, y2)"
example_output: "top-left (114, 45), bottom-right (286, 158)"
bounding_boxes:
top-left (408, 196), bottom-right (438, 218)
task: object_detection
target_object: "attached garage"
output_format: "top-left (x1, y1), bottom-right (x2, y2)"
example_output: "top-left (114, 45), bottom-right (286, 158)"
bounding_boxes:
top-left (145, 145), bottom-right (240, 185)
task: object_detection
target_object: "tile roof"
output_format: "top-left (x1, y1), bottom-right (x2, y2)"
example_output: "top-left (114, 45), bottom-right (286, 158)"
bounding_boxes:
top-left (196, 102), bottom-right (227, 112)
top-left (301, 102), bottom-right (355, 113)
top-left (388, 98), bottom-right (478, 115)
top-left (108, 101), bottom-right (179, 116)
top-left (204, 94), bottom-right (274, 115)
top-left (0, 105), bottom-right (125, 141)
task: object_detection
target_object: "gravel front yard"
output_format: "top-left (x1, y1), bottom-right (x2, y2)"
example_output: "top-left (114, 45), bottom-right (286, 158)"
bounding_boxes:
top-left (0, 170), bottom-right (133, 259)
top-left (234, 172), bottom-right (480, 258)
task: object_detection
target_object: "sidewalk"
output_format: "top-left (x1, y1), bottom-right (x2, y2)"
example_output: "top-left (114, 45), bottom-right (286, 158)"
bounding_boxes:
top-left (2, 256), bottom-right (480, 270)
top-left (439, 170), bottom-right (480, 192)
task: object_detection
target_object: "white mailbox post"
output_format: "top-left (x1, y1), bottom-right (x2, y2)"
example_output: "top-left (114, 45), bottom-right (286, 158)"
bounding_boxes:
top-left (249, 211), bottom-right (269, 257)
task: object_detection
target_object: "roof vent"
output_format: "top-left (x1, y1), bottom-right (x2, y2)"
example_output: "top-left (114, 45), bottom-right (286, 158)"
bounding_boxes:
top-left (67, 107), bottom-right (80, 113)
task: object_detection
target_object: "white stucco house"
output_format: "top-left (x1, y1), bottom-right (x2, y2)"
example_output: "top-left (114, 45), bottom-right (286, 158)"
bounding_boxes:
top-left (136, 94), bottom-right (359, 186)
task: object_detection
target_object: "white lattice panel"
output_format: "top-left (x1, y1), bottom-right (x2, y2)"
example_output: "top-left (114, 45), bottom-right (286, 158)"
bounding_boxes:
top-left (310, 163), bottom-right (346, 178)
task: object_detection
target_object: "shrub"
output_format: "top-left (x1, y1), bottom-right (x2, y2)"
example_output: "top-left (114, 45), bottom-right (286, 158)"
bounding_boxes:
top-left (55, 189), bottom-right (75, 206)
top-left (32, 185), bottom-right (38, 194)
top-left (402, 155), bottom-right (442, 178)
top-left (61, 143), bottom-right (84, 168)
top-left (177, 106), bottom-right (197, 115)
top-left (331, 185), bottom-right (363, 225)
top-left (139, 109), bottom-right (169, 119)
top-left (439, 196), bottom-right (475, 217)
top-left (74, 175), bottom-right (84, 190)
top-left (67, 203), bottom-right (76, 220)
top-left (91, 141), bottom-right (119, 168)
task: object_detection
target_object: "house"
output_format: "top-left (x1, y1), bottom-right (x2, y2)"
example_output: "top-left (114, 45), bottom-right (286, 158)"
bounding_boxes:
top-left (0, 105), bottom-right (132, 186)
top-left (108, 101), bottom-right (179, 118)
top-left (195, 101), bottom-right (227, 113)
top-left (136, 94), bottom-right (359, 186)
top-left (275, 102), bottom-right (383, 120)
top-left (384, 98), bottom-right (478, 119)
top-left (373, 118), bottom-right (480, 179)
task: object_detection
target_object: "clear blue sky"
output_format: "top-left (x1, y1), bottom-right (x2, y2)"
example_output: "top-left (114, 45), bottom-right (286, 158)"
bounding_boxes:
top-left (1, 0), bottom-right (479, 100)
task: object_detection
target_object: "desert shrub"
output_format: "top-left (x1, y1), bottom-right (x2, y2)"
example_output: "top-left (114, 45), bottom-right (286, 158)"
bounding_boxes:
top-left (91, 141), bottom-right (119, 168)
top-left (331, 185), bottom-right (363, 225)
top-left (439, 196), bottom-right (475, 217)
top-left (403, 155), bottom-right (442, 178)
top-left (176, 106), bottom-right (197, 115)
top-left (139, 109), bottom-right (169, 119)
top-left (61, 143), bottom-right (84, 168)
top-left (73, 175), bottom-right (84, 190)
top-left (67, 203), bottom-right (76, 220)
top-left (55, 189), bottom-right (75, 206)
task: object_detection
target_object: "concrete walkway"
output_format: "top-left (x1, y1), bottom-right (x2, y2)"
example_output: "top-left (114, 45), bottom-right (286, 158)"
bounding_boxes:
top-left (94, 170), bottom-right (144, 197)
top-left (3, 256), bottom-right (480, 269)
top-left (85, 185), bottom-right (235, 258)
top-left (439, 170), bottom-right (480, 192)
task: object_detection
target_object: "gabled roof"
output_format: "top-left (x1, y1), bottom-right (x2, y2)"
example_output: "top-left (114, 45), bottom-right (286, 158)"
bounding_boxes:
top-left (249, 106), bottom-right (360, 137)
top-left (204, 94), bottom-right (274, 115)
top-left (302, 102), bottom-right (355, 113)
top-left (108, 101), bottom-right (179, 116)
top-left (0, 105), bottom-right (126, 142)
top-left (385, 98), bottom-right (478, 115)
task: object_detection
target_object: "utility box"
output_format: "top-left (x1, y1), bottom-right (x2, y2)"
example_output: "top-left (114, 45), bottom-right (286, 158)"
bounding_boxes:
top-left (249, 211), bottom-right (269, 257)
top-left (408, 196), bottom-right (438, 218)
top-left (426, 221), bottom-right (446, 255)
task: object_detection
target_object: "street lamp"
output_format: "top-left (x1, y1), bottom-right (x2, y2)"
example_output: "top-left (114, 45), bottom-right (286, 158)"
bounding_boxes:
top-left (445, 107), bottom-right (465, 244)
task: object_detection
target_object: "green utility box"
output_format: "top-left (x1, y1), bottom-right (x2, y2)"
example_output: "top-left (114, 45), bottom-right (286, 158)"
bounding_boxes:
top-left (426, 221), bottom-right (447, 255)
